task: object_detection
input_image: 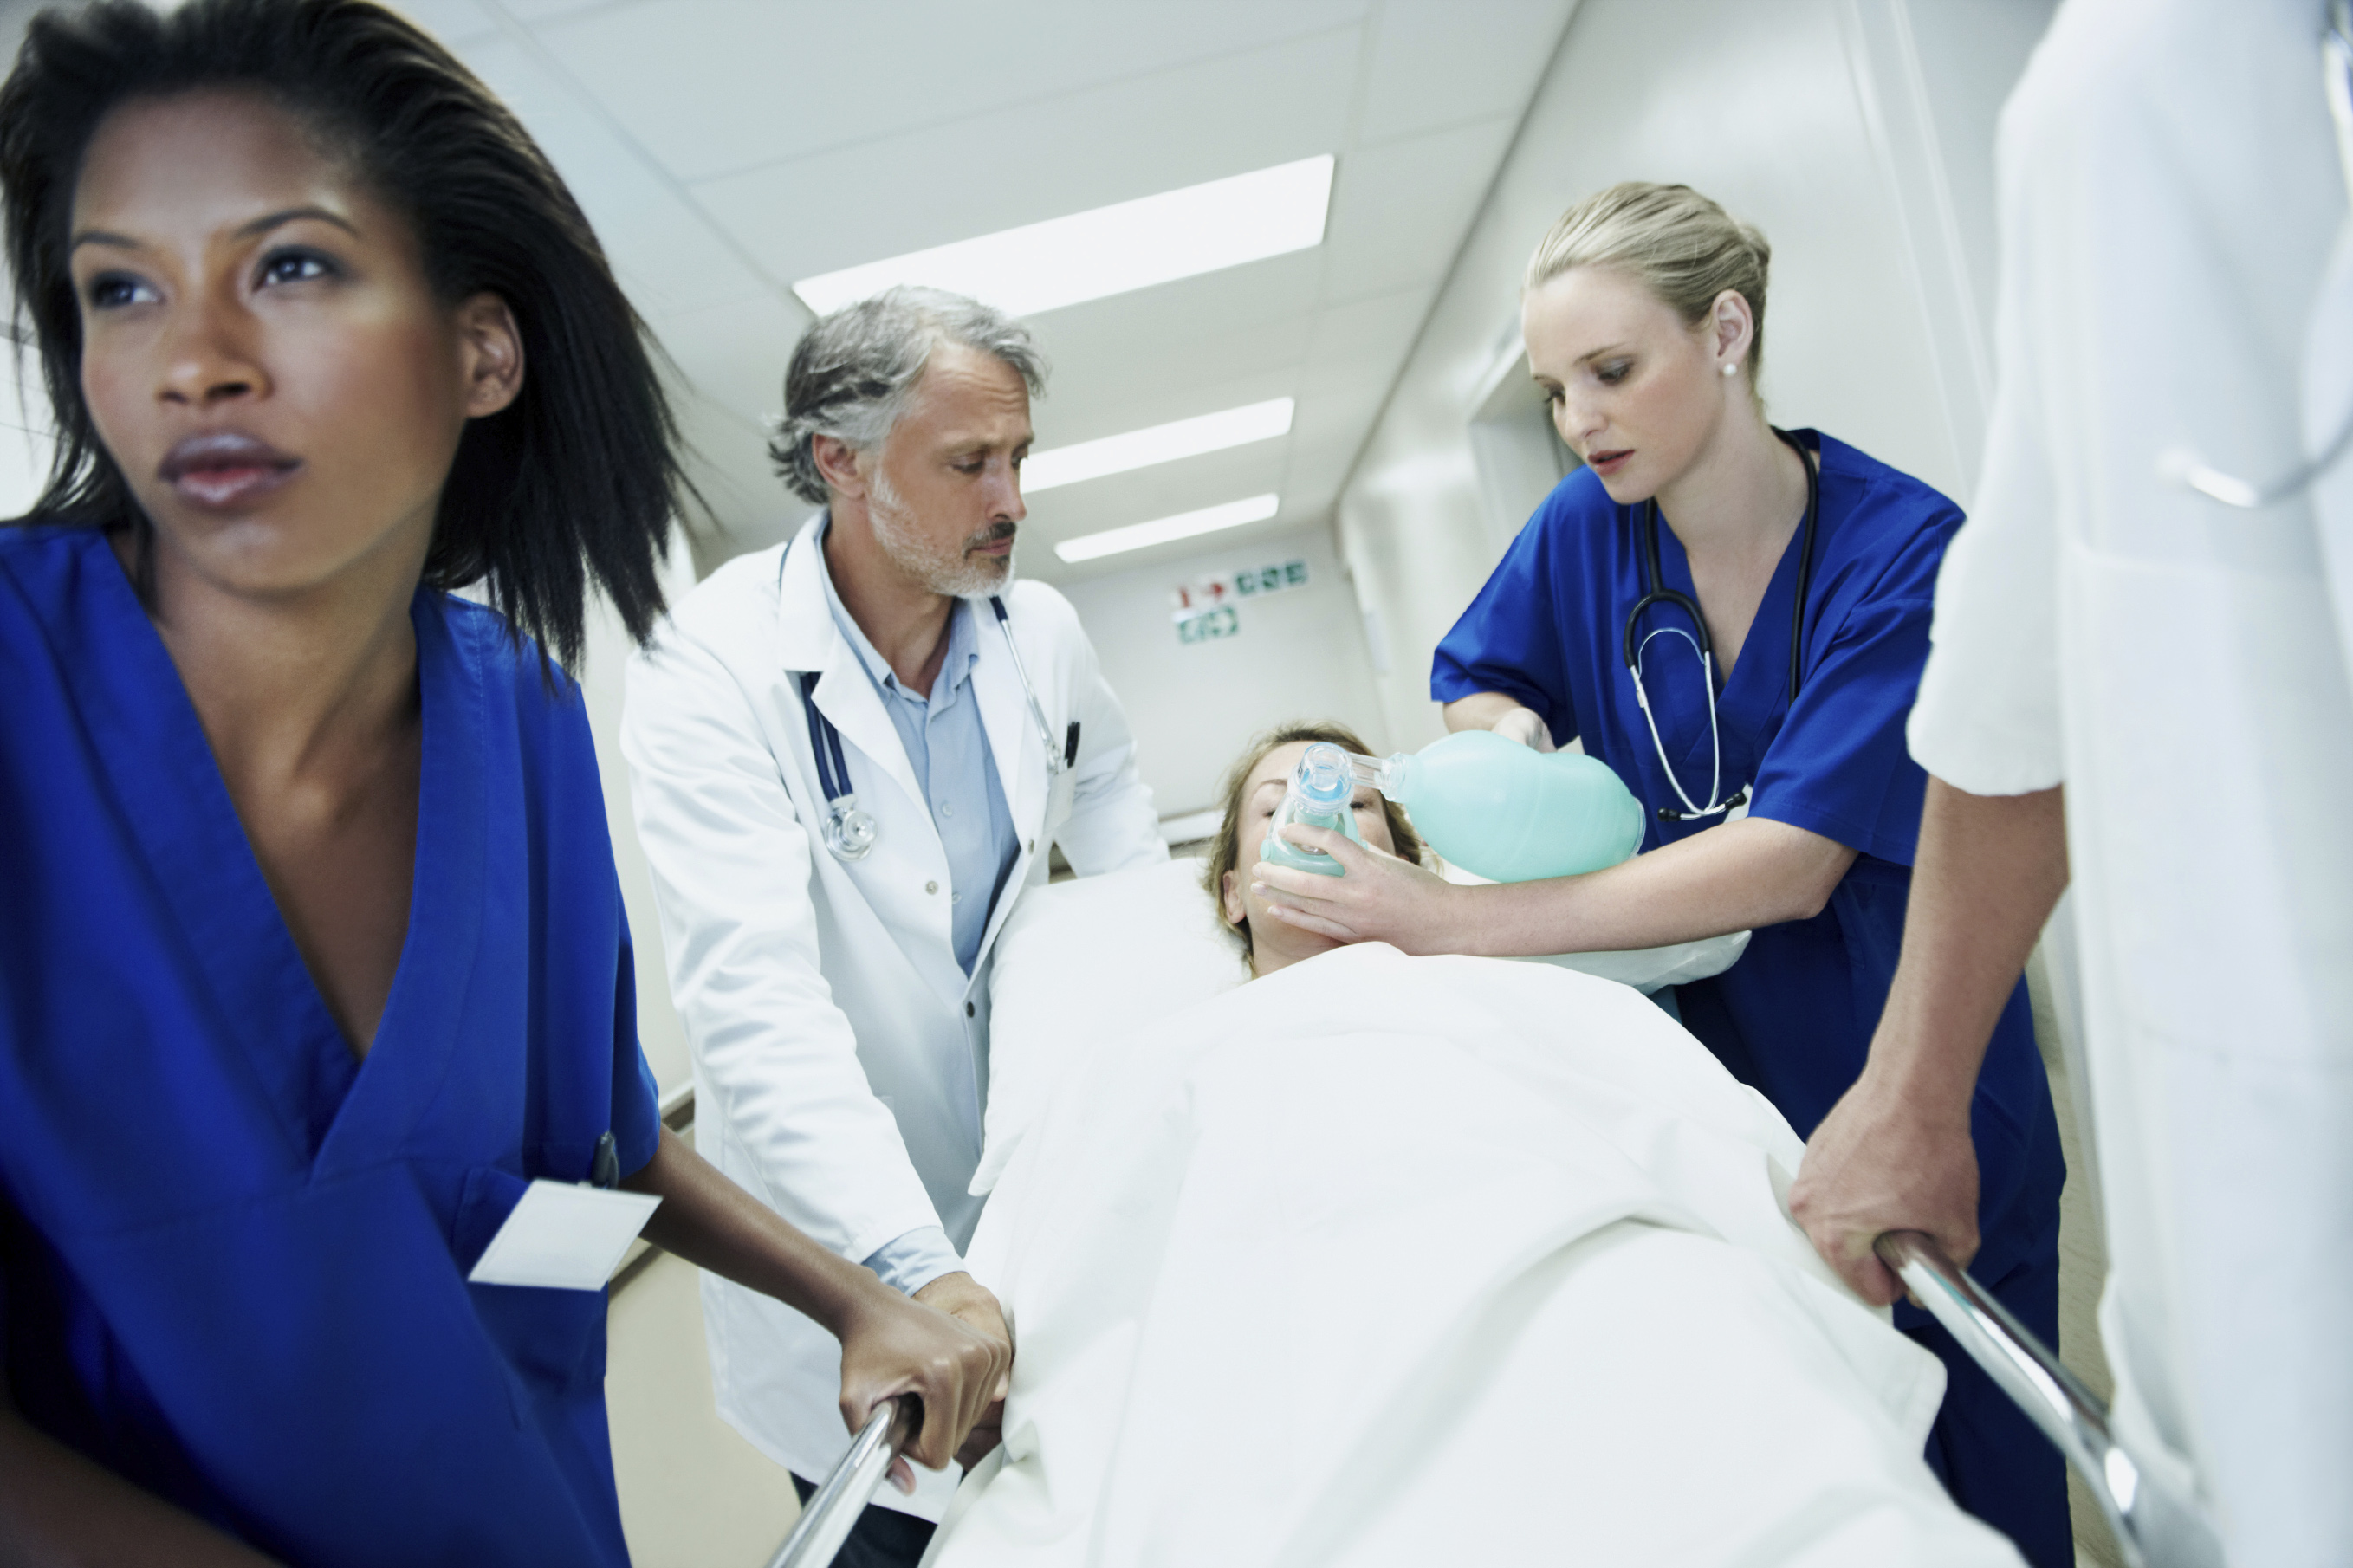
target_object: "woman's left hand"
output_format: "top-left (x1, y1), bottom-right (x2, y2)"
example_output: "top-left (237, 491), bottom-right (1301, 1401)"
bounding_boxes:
top-left (1251, 824), bottom-right (1470, 951)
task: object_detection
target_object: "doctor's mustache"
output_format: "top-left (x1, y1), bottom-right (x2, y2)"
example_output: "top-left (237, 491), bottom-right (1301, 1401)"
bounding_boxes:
top-left (965, 522), bottom-right (1018, 552)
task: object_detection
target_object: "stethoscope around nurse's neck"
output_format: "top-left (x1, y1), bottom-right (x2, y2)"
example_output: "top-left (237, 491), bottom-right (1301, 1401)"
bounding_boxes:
top-left (1623, 425), bottom-right (1820, 825)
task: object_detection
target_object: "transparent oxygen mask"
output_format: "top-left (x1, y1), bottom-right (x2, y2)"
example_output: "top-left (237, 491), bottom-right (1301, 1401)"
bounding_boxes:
top-left (1257, 741), bottom-right (1366, 878)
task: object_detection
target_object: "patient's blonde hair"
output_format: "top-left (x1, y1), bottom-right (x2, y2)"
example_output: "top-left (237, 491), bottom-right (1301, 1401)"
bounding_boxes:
top-left (1525, 181), bottom-right (1773, 390)
top-left (1202, 721), bottom-right (1425, 957)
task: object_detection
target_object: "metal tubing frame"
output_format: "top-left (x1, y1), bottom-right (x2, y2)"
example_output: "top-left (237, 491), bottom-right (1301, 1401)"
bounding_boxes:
top-left (775, 1243), bottom-right (2232, 1568)
top-left (1874, 1231), bottom-right (2222, 1568)
top-left (764, 1399), bottom-right (909, 1568)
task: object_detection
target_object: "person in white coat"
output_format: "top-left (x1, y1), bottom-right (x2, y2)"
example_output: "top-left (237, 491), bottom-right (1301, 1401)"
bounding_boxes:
top-left (1789, 3), bottom-right (2353, 1564)
top-left (620, 287), bottom-right (1165, 1560)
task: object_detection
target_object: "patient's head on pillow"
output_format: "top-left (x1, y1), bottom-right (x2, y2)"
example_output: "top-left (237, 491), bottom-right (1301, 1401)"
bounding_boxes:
top-left (1202, 722), bottom-right (1424, 975)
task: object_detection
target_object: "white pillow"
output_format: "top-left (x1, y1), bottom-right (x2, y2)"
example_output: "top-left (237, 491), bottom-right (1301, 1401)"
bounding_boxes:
top-left (976, 858), bottom-right (1248, 1195)
top-left (976, 855), bottom-right (1754, 1195)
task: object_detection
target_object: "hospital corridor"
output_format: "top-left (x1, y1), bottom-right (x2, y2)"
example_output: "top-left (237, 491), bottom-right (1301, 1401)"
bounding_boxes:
top-left (0, 1), bottom-right (2343, 1566)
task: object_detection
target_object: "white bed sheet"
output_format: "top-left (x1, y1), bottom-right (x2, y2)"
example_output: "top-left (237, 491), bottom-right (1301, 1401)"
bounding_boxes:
top-left (928, 944), bottom-right (2022, 1567)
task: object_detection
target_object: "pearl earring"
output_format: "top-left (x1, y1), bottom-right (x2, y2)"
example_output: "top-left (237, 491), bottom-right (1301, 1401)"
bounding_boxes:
top-left (1721, 363), bottom-right (1739, 378)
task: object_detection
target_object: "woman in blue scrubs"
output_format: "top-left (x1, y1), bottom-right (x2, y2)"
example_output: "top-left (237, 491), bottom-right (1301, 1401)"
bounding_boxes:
top-left (1254, 183), bottom-right (2069, 1566)
top-left (0, 3), bottom-right (1007, 1563)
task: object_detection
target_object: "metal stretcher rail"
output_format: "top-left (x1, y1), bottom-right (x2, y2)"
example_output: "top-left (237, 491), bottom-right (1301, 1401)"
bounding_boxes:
top-left (1874, 1230), bottom-right (2223, 1568)
top-left (772, 1240), bottom-right (2230, 1568)
top-left (763, 1398), bottom-right (911, 1568)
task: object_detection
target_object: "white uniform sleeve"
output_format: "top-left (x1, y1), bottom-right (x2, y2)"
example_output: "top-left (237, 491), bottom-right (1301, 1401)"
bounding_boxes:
top-left (1907, 89), bottom-right (2067, 797)
top-left (620, 625), bottom-right (943, 1264)
top-left (1040, 593), bottom-right (1168, 876)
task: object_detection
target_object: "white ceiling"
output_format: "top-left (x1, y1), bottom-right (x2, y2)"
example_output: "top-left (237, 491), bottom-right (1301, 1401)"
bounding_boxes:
top-left (388, 0), bottom-right (1578, 583)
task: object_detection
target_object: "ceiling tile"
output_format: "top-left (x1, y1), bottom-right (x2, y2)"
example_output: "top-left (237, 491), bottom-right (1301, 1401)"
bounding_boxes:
top-left (1030, 367), bottom-right (1299, 453)
top-left (384, 0), bottom-right (500, 48)
top-left (535, 0), bottom-right (1368, 186)
top-left (1021, 442), bottom-right (1292, 552)
top-left (1024, 249), bottom-right (1325, 431)
top-left (1354, 0), bottom-right (1575, 146)
top-left (1030, 506), bottom-right (1319, 587)
top-left (502, 0), bottom-right (642, 19)
top-left (690, 29), bottom-right (1363, 288)
top-left (1301, 282), bottom-right (1435, 388)
top-left (1317, 115), bottom-right (1517, 304)
top-left (648, 287), bottom-right (807, 430)
top-left (673, 390), bottom-right (801, 551)
top-left (453, 36), bottom-right (781, 320)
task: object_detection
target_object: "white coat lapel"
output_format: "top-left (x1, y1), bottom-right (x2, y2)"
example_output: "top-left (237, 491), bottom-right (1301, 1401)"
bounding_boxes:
top-left (969, 593), bottom-right (1057, 970)
top-left (774, 516), bottom-right (924, 818)
top-left (971, 600), bottom-right (1042, 835)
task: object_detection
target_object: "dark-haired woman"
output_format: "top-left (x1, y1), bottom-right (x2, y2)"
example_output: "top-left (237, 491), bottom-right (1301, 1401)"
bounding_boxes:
top-left (0, 3), bottom-right (1006, 1563)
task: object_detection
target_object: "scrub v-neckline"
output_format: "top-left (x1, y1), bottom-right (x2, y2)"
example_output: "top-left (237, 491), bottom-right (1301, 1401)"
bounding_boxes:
top-left (1644, 508), bottom-right (1810, 790)
top-left (68, 547), bottom-right (487, 1180)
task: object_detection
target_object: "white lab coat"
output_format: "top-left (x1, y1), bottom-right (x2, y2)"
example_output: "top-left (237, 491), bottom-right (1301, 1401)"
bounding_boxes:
top-left (620, 514), bottom-right (1165, 1514)
top-left (1908, 2), bottom-right (2353, 1562)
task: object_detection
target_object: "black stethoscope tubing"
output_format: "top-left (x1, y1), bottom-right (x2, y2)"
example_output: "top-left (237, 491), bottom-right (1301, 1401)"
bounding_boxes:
top-left (1620, 426), bottom-right (1820, 821)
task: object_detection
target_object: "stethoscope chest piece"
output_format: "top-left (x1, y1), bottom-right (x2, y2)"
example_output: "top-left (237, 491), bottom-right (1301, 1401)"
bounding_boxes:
top-left (824, 796), bottom-right (878, 861)
top-left (801, 667), bottom-right (880, 863)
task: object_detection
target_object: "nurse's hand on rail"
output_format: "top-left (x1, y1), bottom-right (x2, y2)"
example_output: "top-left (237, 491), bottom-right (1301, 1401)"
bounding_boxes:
top-left (837, 1273), bottom-right (1013, 1490)
top-left (1252, 823), bottom-right (1464, 950)
top-left (1788, 1067), bottom-right (1980, 1307)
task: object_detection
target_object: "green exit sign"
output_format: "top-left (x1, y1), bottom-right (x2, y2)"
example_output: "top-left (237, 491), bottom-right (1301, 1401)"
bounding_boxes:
top-left (1176, 605), bottom-right (1240, 645)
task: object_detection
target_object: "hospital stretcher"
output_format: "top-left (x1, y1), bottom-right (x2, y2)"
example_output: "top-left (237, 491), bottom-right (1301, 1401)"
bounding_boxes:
top-left (765, 1234), bottom-right (2226, 1568)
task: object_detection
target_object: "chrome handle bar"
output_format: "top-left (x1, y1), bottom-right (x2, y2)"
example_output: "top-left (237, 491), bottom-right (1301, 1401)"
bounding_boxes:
top-left (764, 1397), bottom-right (911, 1568)
top-left (1874, 1231), bottom-right (2223, 1568)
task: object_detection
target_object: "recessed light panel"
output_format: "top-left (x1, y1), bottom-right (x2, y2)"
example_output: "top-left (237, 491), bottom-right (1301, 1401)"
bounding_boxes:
top-left (793, 157), bottom-right (1334, 319)
top-left (1024, 398), bottom-right (1294, 493)
top-left (1053, 494), bottom-right (1280, 564)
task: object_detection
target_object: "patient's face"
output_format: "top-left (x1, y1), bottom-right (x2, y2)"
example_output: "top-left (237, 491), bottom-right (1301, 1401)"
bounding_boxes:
top-left (1221, 741), bottom-right (1397, 967)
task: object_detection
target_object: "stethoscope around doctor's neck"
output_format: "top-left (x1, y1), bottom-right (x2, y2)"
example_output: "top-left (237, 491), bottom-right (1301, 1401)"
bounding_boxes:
top-left (798, 587), bottom-right (1078, 864)
top-left (1623, 425), bottom-right (1819, 825)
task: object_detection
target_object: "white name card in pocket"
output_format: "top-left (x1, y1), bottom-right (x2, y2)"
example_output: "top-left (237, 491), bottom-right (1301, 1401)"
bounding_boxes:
top-left (468, 1181), bottom-right (661, 1291)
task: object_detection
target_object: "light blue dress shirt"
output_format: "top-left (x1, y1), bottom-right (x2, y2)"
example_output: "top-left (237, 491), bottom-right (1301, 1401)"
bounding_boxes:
top-left (819, 523), bottom-right (1021, 1293)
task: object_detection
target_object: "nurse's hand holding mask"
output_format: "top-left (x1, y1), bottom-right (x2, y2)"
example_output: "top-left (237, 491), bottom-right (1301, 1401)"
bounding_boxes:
top-left (1251, 822), bottom-right (1466, 952)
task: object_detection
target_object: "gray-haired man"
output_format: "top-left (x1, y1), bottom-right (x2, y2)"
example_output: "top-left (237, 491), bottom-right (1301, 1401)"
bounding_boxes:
top-left (620, 288), bottom-right (1165, 1558)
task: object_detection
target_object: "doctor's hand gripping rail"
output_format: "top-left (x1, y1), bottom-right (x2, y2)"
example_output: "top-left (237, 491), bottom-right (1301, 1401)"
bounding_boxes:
top-left (764, 1397), bottom-right (912, 1568)
top-left (1873, 1231), bottom-right (2224, 1568)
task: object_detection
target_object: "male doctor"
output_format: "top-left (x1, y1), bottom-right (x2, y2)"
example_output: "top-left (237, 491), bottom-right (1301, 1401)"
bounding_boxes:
top-left (621, 287), bottom-right (1165, 1560)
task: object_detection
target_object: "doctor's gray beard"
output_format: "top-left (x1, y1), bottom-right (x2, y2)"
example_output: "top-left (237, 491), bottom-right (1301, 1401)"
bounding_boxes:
top-left (868, 467), bottom-right (1015, 598)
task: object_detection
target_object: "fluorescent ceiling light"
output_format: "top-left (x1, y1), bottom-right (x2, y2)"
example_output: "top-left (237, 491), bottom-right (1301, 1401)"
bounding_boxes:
top-left (793, 156), bottom-right (1334, 318)
top-left (1024, 398), bottom-right (1294, 493)
top-left (1053, 494), bottom-right (1280, 564)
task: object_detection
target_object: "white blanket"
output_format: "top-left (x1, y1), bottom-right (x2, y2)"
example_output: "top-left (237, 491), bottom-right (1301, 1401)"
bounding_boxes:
top-left (929, 945), bottom-right (2021, 1567)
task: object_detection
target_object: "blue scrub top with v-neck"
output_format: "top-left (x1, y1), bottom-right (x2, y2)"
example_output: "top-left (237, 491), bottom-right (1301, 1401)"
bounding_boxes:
top-left (1430, 431), bottom-right (2061, 1563)
top-left (1431, 434), bottom-right (2067, 1526)
top-left (0, 525), bottom-right (661, 1567)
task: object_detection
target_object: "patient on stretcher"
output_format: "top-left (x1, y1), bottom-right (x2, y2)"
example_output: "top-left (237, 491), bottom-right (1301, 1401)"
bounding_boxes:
top-left (1201, 721), bottom-right (1425, 977)
top-left (919, 722), bottom-right (2028, 1567)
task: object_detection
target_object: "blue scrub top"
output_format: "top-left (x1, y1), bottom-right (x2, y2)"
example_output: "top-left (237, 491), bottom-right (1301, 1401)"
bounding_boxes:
top-left (1432, 431), bottom-right (2060, 1294)
top-left (0, 525), bottom-right (661, 1566)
